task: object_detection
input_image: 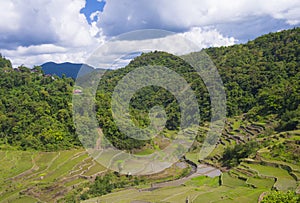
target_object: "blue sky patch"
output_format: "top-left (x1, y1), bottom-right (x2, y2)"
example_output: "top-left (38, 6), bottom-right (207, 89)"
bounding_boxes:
top-left (80, 0), bottom-right (106, 24)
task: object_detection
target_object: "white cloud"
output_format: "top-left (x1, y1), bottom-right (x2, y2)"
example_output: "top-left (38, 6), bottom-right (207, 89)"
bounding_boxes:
top-left (90, 11), bottom-right (101, 22)
top-left (45, 1), bottom-right (96, 47)
top-left (0, 0), bottom-right (105, 67)
top-left (3, 47), bottom-right (91, 68)
top-left (279, 7), bottom-right (300, 25)
top-left (0, 1), bottom-right (19, 32)
top-left (0, 0), bottom-right (99, 48)
top-left (86, 29), bottom-right (236, 69)
top-left (1, 0), bottom-right (299, 68)
top-left (98, 0), bottom-right (300, 36)
top-left (3, 44), bottom-right (66, 56)
top-left (178, 27), bottom-right (236, 49)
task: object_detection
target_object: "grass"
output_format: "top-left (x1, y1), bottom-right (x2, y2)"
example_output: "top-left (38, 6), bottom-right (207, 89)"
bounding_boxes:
top-left (85, 170), bottom-right (268, 203)
top-left (247, 177), bottom-right (275, 188)
top-left (0, 188), bottom-right (24, 202)
top-left (34, 152), bottom-right (58, 172)
top-left (221, 173), bottom-right (248, 188)
top-left (86, 183), bottom-right (266, 203)
top-left (204, 187), bottom-right (266, 203)
top-left (232, 120), bottom-right (241, 131)
top-left (0, 115), bottom-right (298, 202)
top-left (185, 152), bottom-right (199, 165)
top-left (42, 152), bottom-right (88, 182)
top-left (134, 148), bottom-right (155, 155)
top-left (69, 158), bottom-right (93, 176)
top-left (45, 150), bottom-right (79, 172)
top-left (0, 149), bottom-right (99, 202)
top-left (193, 186), bottom-right (245, 203)
top-left (5, 195), bottom-right (39, 203)
top-left (207, 142), bottom-right (225, 158)
top-left (94, 149), bottom-right (121, 166)
top-left (64, 177), bottom-right (88, 187)
top-left (244, 163), bottom-right (297, 191)
top-left (185, 175), bottom-right (219, 187)
top-left (82, 162), bottom-right (107, 176)
top-left (0, 151), bottom-right (34, 180)
top-left (0, 151), bottom-right (6, 161)
top-left (259, 152), bottom-right (300, 172)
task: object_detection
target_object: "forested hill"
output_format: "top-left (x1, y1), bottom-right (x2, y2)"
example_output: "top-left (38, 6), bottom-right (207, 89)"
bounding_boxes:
top-left (0, 27), bottom-right (299, 151)
top-left (206, 27), bottom-right (299, 123)
top-left (41, 62), bottom-right (96, 78)
top-left (96, 28), bottom-right (299, 150)
top-left (0, 63), bottom-right (80, 150)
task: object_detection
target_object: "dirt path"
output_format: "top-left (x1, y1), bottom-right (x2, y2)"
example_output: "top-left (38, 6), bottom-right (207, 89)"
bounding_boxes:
top-left (258, 192), bottom-right (267, 202)
top-left (142, 164), bottom-right (221, 190)
top-left (95, 128), bottom-right (103, 150)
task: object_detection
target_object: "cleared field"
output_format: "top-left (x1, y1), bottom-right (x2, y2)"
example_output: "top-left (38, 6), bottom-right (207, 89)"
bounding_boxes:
top-left (247, 177), bottom-right (275, 189)
top-left (83, 117), bottom-right (299, 203)
top-left (185, 175), bottom-right (219, 187)
top-left (221, 173), bottom-right (247, 188)
top-left (0, 151), bottom-right (35, 180)
top-left (86, 182), bottom-right (266, 203)
top-left (0, 149), bottom-right (107, 203)
top-left (41, 151), bottom-right (88, 182)
top-left (85, 171), bottom-right (269, 203)
top-left (193, 186), bottom-right (265, 203)
top-left (4, 195), bottom-right (39, 203)
top-left (1, 118), bottom-right (298, 203)
top-left (243, 163), bottom-right (297, 191)
top-left (185, 152), bottom-right (199, 165)
top-left (82, 162), bottom-right (107, 176)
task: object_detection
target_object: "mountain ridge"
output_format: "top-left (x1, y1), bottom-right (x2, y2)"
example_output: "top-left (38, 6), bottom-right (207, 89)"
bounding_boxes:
top-left (41, 61), bottom-right (98, 78)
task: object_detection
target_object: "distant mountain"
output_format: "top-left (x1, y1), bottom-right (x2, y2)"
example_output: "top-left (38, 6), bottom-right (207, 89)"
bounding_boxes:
top-left (41, 62), bottom-right (97, 78)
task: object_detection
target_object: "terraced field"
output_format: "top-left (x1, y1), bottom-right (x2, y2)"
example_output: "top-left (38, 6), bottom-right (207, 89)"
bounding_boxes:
top-left (84, 172), bottom-right (268, 203)
top-left (1, 116), bottom-right (299, 202)
top-left (85, 159), bottom-right (298, 203)
top-left (46, 119), bottom-right (296, 201)
top-left (196, 116), bottom-right (269, 168)
top-left (242, 163), bottom-right (297, 191)
top-left (0, 149), bottom-right (107, 202)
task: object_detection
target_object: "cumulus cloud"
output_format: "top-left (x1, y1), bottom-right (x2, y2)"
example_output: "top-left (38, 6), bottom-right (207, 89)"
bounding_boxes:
top-left (86, 29), bottom-right (236, 69)
top-left (3, 44), bottom-right (66, 56)
top-left (2, 46), bottom-right (95, 68)
top-left (98, 0), bottom-right (300, 37)
top-left (0, 0), bottom-right (98, 48)
top-left (179, 27), bottom-right (236, 49)
top-left (1, 0), bottom-right (299, 67)
top-left (0, 0), bottom-right (105, 67)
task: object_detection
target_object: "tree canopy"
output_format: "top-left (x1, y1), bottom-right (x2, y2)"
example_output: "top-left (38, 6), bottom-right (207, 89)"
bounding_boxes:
top-left (0, 28), bottom-right (299, 151)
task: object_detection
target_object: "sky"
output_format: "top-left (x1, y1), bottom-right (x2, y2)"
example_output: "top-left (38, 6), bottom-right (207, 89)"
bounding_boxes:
top-left (0, 0), bottom-right (299, 68)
